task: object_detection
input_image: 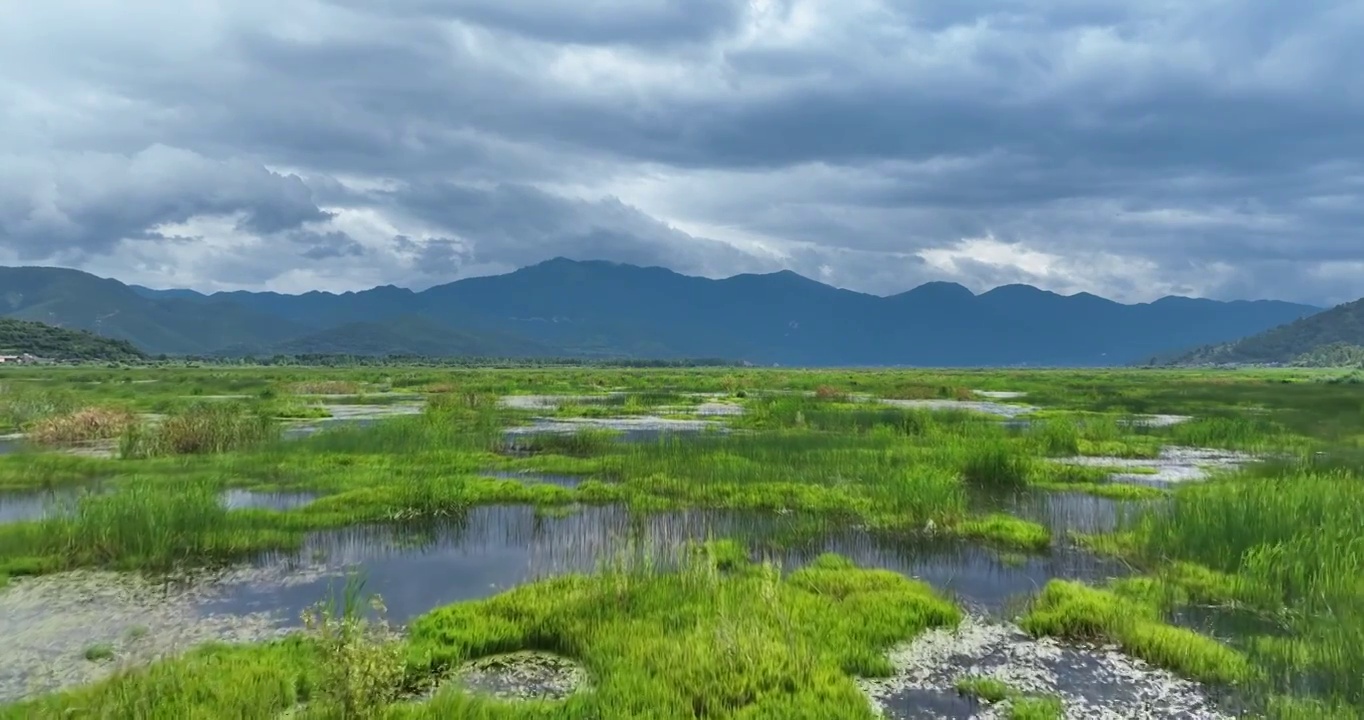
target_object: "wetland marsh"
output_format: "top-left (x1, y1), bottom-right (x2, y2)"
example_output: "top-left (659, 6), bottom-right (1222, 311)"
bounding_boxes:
top-left (0, 366), bottom-right (1359, 718)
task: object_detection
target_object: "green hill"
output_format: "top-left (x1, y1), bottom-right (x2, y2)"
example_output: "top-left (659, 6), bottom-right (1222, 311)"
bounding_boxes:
top-left (0, 317), bottom-right (146, 362)
top-left (1171, 297), bottom-right (1364, 366)
top-left (0, 266), bottom-right (310, 354)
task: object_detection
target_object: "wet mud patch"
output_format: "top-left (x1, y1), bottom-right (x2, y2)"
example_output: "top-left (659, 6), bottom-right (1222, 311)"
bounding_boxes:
top-left (221, 489), bottom-right (320, 511)
top-left (676, 401), bottom-right (743, 416)
top-left (877, 398), bottom-right (1036, 418)
top-left (504, 416), bottom-right (727, 447)
top-left (1122, 414), bottom-right (1193, 428)
top-left (480, 470), bottom-right (586, 488)
top-left (281, 402), bottom-right (425, 439)
top-left (509, 416), bottom-right (718, 432)
top-left (859, 615), bottom-right (1236, 720)
top-left (499, 394), bottom-right (618, 411)
top-left (1055, 447), bottom-right (1254, 486)
top-left (974, 391), bottom-right (1028, 399)
top-left (318, 403), bottom-right (425, 420)
top-left (1, 487), bottom-right (318, 525)
top-left (500, 393), bottom-right (743, 418)
top-left (0, 569), bottom-right (301, 703)
top-left (447, 650), bottom-right (588, 702)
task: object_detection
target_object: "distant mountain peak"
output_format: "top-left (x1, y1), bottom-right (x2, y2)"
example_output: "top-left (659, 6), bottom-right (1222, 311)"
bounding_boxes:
top-left (893, 281), bottom-right (976, 302)
top-left (530, 256), bottom-right (634, 271)
top-left (726, 268), bottom-right (817, 284)
top-left (980, 283), bottom-right (1055, 298)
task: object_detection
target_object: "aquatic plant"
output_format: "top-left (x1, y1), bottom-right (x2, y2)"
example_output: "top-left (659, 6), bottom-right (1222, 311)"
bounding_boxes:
top-left (301, 575), bottom-right (407, 717)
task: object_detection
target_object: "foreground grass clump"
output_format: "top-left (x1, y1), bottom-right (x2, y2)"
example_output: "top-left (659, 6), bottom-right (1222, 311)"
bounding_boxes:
top-left (412, 552), bottom-right (963, 717)
top-left (956, 514), bottom-right (1051, 551)
top-left (1020, 580), bottom-right (1254, 687)
top-left (959, 441), bottom-right (1033, 491)
top-left (0, 477), bottom-right (291, 575)
top-left (1006, 695), bottom-right (1065, 720)
top-left (1113, 463), bottom-right (1364, 712)
top-left (304, 577), bottom-right (409, 717)
top-left (4, 552), bottom-right (963, 719)
top-left (120, 402), bottom-right (279, 457)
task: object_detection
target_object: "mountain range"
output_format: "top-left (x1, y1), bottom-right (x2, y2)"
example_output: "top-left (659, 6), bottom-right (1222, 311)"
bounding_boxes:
top-left (0, 258), bottom-right (1325, 366)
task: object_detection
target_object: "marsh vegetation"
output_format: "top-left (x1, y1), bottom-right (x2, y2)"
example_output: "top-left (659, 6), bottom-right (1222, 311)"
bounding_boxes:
top-left (0, 366), bottom-right (1359, 718)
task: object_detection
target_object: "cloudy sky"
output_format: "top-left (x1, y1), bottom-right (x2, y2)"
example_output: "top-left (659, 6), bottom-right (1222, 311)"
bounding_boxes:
top-left (2, 0), bottom-right (1362, 305)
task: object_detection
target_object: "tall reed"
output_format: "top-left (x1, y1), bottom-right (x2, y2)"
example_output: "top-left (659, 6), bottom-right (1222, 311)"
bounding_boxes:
top-left (1125, 463), bottom-right (1364, 709)
top-left (120, 403), bottom-right (279, 458)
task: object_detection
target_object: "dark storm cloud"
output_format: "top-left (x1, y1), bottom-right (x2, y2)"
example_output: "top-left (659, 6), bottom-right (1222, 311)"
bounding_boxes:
top-left (223, 0), bottom-right (1362, 179)
top-left (2, 0), bottom-right (1363, 303)
top-left (324, 0), bottom-right (749, 46)
top-left (293, 230), bottom-right (367, 261)
top-left (0, 144), bottom-right (332, 259)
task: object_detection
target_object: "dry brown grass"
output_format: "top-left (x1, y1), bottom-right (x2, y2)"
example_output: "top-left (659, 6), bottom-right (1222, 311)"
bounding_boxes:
top-left (26, 406), bottom-right (139, 446)
top-left (813, 385), bottom-right (847, 401)
top-left (883, 384), bottom-right (975, 401)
